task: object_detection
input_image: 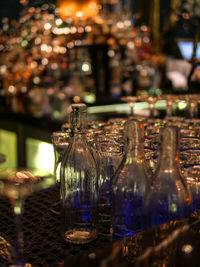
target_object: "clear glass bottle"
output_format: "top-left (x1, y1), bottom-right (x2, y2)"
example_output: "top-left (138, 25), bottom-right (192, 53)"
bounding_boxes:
top-left (60, 103), bottom-right (98, 244)
top-left (145, 126), bottom-right (192, 229)
top-left (111, 120), bottom-right (150, 240)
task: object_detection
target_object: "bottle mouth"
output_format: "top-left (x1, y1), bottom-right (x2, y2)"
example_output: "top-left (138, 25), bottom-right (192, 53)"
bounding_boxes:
top-left (71, 103), bottom-right (87, 113)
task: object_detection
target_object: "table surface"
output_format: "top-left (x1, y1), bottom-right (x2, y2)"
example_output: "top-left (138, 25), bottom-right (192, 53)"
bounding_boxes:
top-left (0, 185), bottom-right (112, 266)
top-left (0, 185), bottom-right (200, 267)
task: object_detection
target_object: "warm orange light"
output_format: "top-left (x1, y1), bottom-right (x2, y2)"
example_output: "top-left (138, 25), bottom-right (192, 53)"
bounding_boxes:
top-left (57, 0), bottom-right (99, 19)
top-left (59, 3), bottom-right (76, 17)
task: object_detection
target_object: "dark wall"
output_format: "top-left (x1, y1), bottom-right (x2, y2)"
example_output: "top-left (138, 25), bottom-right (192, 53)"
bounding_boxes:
top-left (27, 0), bottom-right (56, 7)
top-left (0, 0), bottom-right (56, 24)
top-left (0, 0), bottom-right (22, 22)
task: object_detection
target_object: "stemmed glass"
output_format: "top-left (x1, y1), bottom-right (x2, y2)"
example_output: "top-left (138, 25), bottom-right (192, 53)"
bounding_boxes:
top-left (143, 96), bottom-right (158, 118)
top-left (0, 168), bottom-right (56, 266)
top-left (121, 96), bottom-right (141, 116)
top-left (185, 94), bottom-right (200, 118)
top-left (160, 94), bottom-right (186, 117)
top-left (161, 94), bottom-right (175, 117)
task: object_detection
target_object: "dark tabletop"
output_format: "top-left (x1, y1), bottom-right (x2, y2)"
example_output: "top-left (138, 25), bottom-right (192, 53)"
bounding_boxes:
top-left (0, 185), bottom-right (113, 266)
top-left (0, 185), bottom-right (200, 267)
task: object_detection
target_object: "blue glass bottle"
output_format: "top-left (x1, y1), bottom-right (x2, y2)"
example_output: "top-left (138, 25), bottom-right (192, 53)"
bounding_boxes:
top-left (111, 120), bottom-right (149, 240)
top-left (60, 104), bottom-right (98, 244)
top-left (145, 126), bottom-right (192, 229)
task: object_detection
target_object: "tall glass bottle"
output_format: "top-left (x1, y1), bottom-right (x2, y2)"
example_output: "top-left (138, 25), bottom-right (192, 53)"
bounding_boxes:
top-left (145, 126), bottom-right (192, 229)
top-left (60, 103), bottom-right (98, 244)
top-left (111, 120), bottom-right (149, 240)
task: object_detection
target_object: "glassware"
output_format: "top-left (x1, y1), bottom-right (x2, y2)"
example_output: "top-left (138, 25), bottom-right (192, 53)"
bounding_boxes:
top-left (0, 168), bottom-right (55, 266)
top-left (61, 123), bottom-right (71, 132)
top-left (185, 94), bottom-right (200, 118)
top-left (51, 132), bottom-right (71, 183)
top-left (144, 148), bottom-right (158, 174)
top-left (107, 118), bottom-right (127, 126)
top-left (145, 118), bottom-right (166, 137)
top-left (182, 164), bottom-right (200, 212)
top-left (88, 121), bottom-right (106, 130)
top-left (97, 135), bottom-right (124, 189)
top-left (121, 96), bottom-right (140, 116)
top-left (103, 124), bottom-right (124, 135)
top-left (145, 126), bottom-right (192, 229)
top-left (161, 94), bottom-right (185, 117)
top-left (86, 128), bottom-right (104, 164)
top-left (179, 127), bottom-right (200, 152)
top-left (187, 118), bottom-right (200, 128)
top-left (60, 104), bottom-right (98, 244)
top-left (181, 149), bottom-right (200, 167)
top-left (162, 94), bottom-right (175, 117)
top-left (181, 138), bottom-right (200, 151)
top-left (143, 96), bottom-right (158, 118)
top-left (97, 134), bottom-right (124, 236)
top-left (180, 128), bottom-right (199, 138)
top-left (111, 120), bottom-right (150, 240)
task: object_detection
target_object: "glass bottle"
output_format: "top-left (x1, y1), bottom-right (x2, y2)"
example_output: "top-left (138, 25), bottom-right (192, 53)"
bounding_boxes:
top-left (111, 120), bottom-right (150, 240)
top-left (60, 103), bottom-right (98, 244)
top-left (145, 126), bottom-right (192, 229)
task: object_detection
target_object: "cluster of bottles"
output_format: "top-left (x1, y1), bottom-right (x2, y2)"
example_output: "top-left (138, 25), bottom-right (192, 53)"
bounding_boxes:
top-left (53, 103), bottom-right (197, 244)
top-left (0, 2), bottom-right (156, 119)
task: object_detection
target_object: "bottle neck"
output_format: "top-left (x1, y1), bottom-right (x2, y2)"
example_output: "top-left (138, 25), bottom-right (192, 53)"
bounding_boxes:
top-left (124, 120), bottom-right (145, 162)
top-left (70, 111), bottom-right (87, 133)
top-left (159, 149), bottom-right (179, 170)
top-left (158, 127), bottom-right (180, 171)
top-left (125, 138), bottom-right (145, 159)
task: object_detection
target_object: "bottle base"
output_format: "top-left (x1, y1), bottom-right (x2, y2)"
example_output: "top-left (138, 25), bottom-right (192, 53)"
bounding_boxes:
top-left (64, 229), bottom-right (97, 244)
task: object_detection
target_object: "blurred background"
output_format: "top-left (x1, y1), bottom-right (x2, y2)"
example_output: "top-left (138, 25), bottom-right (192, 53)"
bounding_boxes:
top-left (0, 0), bottom-right (200, 171)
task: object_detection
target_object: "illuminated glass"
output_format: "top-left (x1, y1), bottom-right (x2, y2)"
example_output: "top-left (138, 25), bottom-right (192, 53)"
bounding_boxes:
top-left (26, 138), bottom-right (54, 172)
top-left (0, 129), bottom-right (17, 168)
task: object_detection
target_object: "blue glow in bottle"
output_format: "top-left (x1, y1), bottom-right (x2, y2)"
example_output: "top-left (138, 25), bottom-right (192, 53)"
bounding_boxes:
top-left (145, 126), bottom-right (192, 229)
top-left (111, 120), bottom-right (149, 240)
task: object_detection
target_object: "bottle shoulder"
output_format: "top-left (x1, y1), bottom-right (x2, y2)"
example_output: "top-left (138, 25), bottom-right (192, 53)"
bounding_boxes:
top-left (113, 160), bottom-right (149, 186)
top-left (61, 136), bottom-right (97, 168)
top-left (150, 170), bottom-right (188, 195)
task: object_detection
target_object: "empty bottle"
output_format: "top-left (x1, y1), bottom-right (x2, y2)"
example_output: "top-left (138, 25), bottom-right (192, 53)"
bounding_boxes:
top-left (60, 103), bottom-right (98, 244)
top-left (111, 120), bottom-right (150, 240)
top-left (145, 126), bottom-right (192, 229)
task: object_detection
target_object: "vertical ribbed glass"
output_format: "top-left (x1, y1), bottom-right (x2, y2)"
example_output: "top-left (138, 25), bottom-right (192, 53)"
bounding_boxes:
top-left (111, 120), bottom-right (149, 240)
top-left (60, 104), bottom-right (98, 244)
top-left (145, 126), bottom-right (192, 229)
